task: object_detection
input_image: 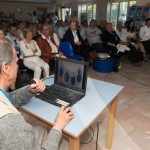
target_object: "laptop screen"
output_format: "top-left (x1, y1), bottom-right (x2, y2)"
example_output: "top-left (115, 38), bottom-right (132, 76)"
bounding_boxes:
top-left (54, 58), bottom-right (88, 93)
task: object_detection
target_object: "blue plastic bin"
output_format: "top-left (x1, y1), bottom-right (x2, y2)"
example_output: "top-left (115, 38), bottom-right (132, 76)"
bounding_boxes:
top-left (93, 57), bottom-right (115, 72)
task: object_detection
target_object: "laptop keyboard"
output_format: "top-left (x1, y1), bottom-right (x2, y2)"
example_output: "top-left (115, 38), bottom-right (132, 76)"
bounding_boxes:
top-left (35, 85), bottom-right (83, 106)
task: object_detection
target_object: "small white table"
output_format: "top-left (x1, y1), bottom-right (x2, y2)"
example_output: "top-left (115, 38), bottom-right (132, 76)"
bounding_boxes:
top-left (20, 76), bottom-right (123, 150)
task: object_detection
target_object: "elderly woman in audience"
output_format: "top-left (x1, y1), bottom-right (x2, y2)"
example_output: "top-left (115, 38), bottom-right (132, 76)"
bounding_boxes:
top-left (126, 21), bottom-right (148, 61)
top-left (20, 28), bottom-right (49, 79)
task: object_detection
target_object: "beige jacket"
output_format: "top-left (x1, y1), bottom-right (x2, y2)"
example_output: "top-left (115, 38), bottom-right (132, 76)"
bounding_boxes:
top-left (0, 92), bottom-right (20, 118)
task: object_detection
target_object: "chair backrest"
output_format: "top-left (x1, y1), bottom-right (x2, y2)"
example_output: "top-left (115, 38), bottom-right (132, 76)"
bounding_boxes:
top-left (59, 41), bottom-right (74, 56)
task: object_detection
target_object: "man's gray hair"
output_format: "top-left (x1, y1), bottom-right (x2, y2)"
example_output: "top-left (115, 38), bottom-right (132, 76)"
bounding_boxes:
top-left (0, 38), bottom-right (13, 68)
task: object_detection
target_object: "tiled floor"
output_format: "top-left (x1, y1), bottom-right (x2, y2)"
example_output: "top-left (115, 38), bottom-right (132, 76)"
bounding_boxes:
top-left (22, 57), bottom-right (150, 150)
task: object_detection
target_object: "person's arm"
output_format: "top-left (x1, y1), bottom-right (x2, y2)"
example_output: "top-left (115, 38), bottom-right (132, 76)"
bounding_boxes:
top-left (58, 27), bottom-right (65, 39)
top-left (9, 78), bottom-right (45, 108)
top-left (53, 33), bottom-right (60, 46)
top-left (0, 114), bottom-right (62, 150)
top-left (34, 41), bottom-right (41, 56)
top-left (0, 106), bottom-right (73, 150)
top-left (20, 41), bottom-right (34, 57)
top-left (86, 28), bottom-right (96, 37)
top-left (140, 26), bottom-right (148, 41)
top-left (101, 32), bottom-right (116, 47)
top-left (64, 29), bottom-right (74, 47)
top-left (96, 28), bottom-right (102, 35)
top-left (9, 86), bottom-right (34, 107)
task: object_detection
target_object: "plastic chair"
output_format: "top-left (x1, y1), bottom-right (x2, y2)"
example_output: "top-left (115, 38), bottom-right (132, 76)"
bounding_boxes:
top-left (59, 41), bottom-right (82, 60)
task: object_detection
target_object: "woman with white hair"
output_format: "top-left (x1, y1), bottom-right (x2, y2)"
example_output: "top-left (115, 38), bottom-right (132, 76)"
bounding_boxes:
top-left (20, 28), bottom-right (49, 79)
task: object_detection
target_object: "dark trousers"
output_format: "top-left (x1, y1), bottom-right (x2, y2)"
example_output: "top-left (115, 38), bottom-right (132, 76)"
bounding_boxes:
top-left (141, 40), bottom-right (150, 54)
top-left (73, 43), bottom-right (90, 61)
top-left (106, 45), bottom-right (123, 61)
top-left (92, 43), bottom-right (103, 53)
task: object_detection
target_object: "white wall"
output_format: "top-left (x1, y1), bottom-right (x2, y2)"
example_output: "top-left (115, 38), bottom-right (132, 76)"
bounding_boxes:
top-left (137, 0), bottom-right (150, 6)
top-left (0, 2), bottom-right (49, 21)
top-left (1, 0), bottom-right (149, 23)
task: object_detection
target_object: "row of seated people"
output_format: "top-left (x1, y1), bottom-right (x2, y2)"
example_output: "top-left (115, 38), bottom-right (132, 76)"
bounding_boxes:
top-left (0, 19), bottom-right (150, 77)
top-left (58, 18), bottom-right (150, 62)
top-left (115, 19), bottom-right (150, 62)
top-left (56, 19), bottom-right (148, 68)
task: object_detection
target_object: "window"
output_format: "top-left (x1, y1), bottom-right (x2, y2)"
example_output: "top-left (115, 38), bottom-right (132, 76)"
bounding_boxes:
top-left (109, 1), bottom-right (136, 29)
top-left (78, 4), bottom-right (96, 25)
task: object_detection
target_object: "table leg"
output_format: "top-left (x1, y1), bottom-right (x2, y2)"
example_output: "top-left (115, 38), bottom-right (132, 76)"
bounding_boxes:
top-left (106, 97), bottom-right (118, 149)
top-left (69, 137), bottom-right (80, 150)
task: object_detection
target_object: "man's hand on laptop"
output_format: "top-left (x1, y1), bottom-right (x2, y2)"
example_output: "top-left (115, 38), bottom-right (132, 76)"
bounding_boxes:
top-left (53, 106), bottom-right (74, 131)
top-left (28, 78), bottom-right (45, 94)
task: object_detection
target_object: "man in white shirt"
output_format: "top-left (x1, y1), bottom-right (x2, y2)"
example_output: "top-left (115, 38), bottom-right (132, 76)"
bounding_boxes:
top-left (36, 23), bottom-right (63, 64)
top-left (140, 18), bottom-right (150, 55)
top-left (65, 11), bottom-right (72, 22)
top-left (80, 20), bottom-right (88, 41)
top-left (5, 23), bottom-right (22, 57)
top-left (58, 20), bottom-right (66, 40)
top-left (17, 21), bottom-right (25, 40)
top-left (64, 21), bottom-right (90, 61)
top-left (86, 20), bottom-right (102, 53)
top-left (32, 11), bottom-right (38, 24)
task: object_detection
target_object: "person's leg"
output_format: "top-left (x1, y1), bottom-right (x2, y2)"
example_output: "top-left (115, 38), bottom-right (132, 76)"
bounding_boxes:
top-left (108, 46), bottom-right (123, 72)
top-left (36, 58), bottom-right (50, 78)
top-left (126, 44), bottom-right (141, 63)
top-left (81, 41), bottom-right (90, 61)
top-left (92, 43), bottom-right (103, 53)
top-left (24, 61), bottom-right (42, 79)
top-left (33, 126), bottom-right (48, 145)
top-left (142, 41), bottom-right (150, 55)
top-left (73, 45), bottom-right (81, 55)
top-left (138, 42), bottom-right (148, 61)
top-left (106, 46), bottom-right (118, 57)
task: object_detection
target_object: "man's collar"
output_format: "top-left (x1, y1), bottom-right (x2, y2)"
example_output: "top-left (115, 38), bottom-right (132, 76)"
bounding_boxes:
top-left (9, 33), bottom-right (16, 38)
top-left (71, 29), bottom-right (77, 33)
top-left (41, 34), bottom-right (50, 39)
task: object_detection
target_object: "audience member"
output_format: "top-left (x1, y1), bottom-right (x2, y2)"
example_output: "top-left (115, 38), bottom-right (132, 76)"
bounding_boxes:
top-left (58, 20), bottom-right (66, 40)
top-left (64, 21), bottom-right (90, 61)
top-left (127, 21), bottom-right (147, 61)
top-left (17, 21), bottom-right (25, 40)
top-left (101, 23), bottom-right (125, 71)
top-left (53, 20), bottom-right (60, 36)
top-left (65, 11), bottom-right (72, 22)
top-left (97, 19), bottom-right (107, 33)
top-left (5, 23), bottom-right (22, 57)
top-left (49, 26), bottom-right (64, 57)
top-left (86, 20), bottom-right (102, 53)
top-left (36, 23), bottom-right (63, 64)
top-left (80, 20), bottom-right (88, 41)
top-left (20, 28), bottom-right (49, 79)
top-left (32, 11), bottom-right (38, 24)
top-left (115, 21), bottom-right (144, 64)
top-left (140, 18), bottom-right (150, 56)
top-left (31, 24), bottom-right (41, 41)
